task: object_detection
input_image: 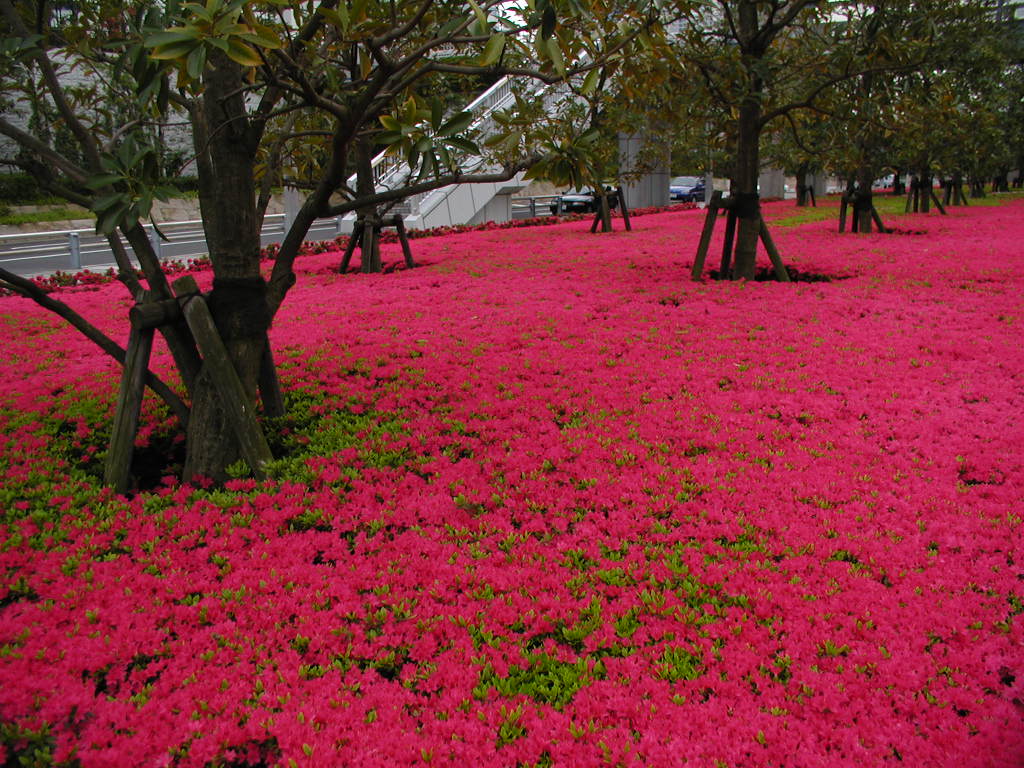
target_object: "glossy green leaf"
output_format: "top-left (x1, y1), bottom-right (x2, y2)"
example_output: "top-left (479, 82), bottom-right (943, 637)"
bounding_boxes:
top-left (90, 193), bottom-right (127, 213)
top-left (84, 174), bottom-right (125, 190)
top-left (225, 38), bottom-right (263, 67)
top-left (481, 33), bottom-right (506, 66)
top-left (446, 136), bottom-right (479, 154)
top-left (318, 6), bottom-right (350, 33)
top-left (186, 46), bottom-right (206, 79)
top-left (467, 0), bottom-right (489, 32)
top-left (145, 28), bottom-right (200, 48)
top-left (438, 110), bottom-right (474, 137)
top-left (149, 39), bottom-right (198, 61)
top-left (546, 37), bottom-right (565, 76)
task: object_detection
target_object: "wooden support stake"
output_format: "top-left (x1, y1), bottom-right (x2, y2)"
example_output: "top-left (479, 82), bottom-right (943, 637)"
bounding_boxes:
top-left (105, 291), bottom-right (155, 494)
top-left (719, 208), bottom-right (737, 280)
top-left (691, 190), bottom-right (722, 280)
top-left (391, 216), bottom-right (415, 268)
top-left (339, 220), bottom-right (364, 273)
top-left (839, 196), bottom-right (848, 232)
top-left (259, 339), bottom-right (285, 419)
top-left (371, 225), bottom-right (382, 272)
top-left (758, 220), bottom-right (790, 283)
top-left (361, 219), bottom-right (377, 273)
top-left (172, 276), bottom-right (274, 479)
top-left (870, 206), bottom-right (888, 233)
top-left (129, 297), bottom-right (182, 330)
top-left (930, 188), bottom-right (947, 215)
top-left (905, 183), bottom-right (913, 214)
top-left (617, 187), bottom-right (632, 232)
top-left (808, 186), bottom-right (816, 207)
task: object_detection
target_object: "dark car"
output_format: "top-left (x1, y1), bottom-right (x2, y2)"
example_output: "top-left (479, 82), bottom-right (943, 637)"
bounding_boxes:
top-left (669, 175), bottom-right (706, 202)
top-left (550, 187), bottom-right (620, 215)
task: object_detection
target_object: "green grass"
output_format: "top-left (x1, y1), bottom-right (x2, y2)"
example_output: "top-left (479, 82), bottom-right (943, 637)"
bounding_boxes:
top-left (0, 206), bottom-right (95, 226)
top-left (772, 187), bottom-right (1024, 227)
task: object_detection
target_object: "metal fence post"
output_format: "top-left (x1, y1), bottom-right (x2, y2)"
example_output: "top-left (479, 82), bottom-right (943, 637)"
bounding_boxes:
top-left (68, 231), bottom-right (81, 271)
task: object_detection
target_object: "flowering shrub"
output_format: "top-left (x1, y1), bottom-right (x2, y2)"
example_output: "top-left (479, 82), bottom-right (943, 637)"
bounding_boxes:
top-left (0, 200), bottom-right (1022, 766)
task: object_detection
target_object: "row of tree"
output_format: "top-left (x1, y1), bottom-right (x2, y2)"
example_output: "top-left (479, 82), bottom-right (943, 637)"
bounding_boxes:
top-left (0, 0), bottom-right (1020, 481)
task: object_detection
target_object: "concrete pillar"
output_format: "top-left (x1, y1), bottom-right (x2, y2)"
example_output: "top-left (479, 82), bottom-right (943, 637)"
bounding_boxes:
top-left (808, 173), bottom-right (829, 198)
top-left (283, 186), bottom-right (300, 233)
top-left (758, 167), bottom-right (785, 198)
top-left (618, 133), bottom-right (670, 209)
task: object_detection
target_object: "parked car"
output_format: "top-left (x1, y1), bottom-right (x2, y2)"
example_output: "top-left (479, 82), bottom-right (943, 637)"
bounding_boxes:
top-left (550, 187), bottom-right (619, 215)
top-left (669, 175), bottom-right (706, 202)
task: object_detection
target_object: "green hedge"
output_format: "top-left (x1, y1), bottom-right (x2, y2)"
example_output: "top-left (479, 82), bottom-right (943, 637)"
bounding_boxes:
top-left (0, 172), bottom-right (46, 204)
top-left (0, 172), bottom-right (200, 204)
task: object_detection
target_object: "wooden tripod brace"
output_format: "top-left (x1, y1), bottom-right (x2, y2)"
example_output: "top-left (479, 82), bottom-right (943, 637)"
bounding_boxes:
top-left (690, 191), bottom-right (790, 282)
top-left (104, 275), bottom-right (277, 494)
top-left (338, 213), bottom-right (416, 273)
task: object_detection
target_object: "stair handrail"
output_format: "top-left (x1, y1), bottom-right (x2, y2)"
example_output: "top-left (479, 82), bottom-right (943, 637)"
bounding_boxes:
top-left (351, 74), bottom-right (518, 196)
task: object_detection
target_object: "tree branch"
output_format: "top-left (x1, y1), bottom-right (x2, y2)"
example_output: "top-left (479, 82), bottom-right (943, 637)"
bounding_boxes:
top-left (0, 118), bottom-right (90, 186)
top-left (325, 157), bottom-right (541, 215)
top-left (0, 267), bottom-right (189, 427)
top-left (0, 0), bottom-right (104, 170)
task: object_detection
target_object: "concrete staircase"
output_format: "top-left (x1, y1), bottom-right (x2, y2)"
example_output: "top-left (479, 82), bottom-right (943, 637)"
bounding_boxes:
top-left (341, 77), bottom-right (534, 231)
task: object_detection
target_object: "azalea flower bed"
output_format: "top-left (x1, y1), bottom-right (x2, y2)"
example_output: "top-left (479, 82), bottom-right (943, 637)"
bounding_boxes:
top-left (1, 198), bottom-right (1022, 767)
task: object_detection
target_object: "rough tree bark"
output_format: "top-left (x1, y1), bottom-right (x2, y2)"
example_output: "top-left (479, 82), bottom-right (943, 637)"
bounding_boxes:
top-left (184, 52), bottom-right (270, 482)
top-left (355, 137), bottom-right (383, 273)
top-left (854, 166), bottom-right (874, 233)
top-left (892, 169), bottom-right (905, 196)
top-left (730, 1), bottom-right (765, 281)
top-left (795, 162), bottom-right (811, 207)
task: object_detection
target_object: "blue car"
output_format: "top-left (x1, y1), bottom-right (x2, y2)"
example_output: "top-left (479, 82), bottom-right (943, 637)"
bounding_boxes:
top-left (669, 176), bottom-right (706, 202)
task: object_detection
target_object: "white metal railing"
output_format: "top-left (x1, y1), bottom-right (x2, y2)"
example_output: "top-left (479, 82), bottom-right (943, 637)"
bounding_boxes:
top-left (408, 77), bottom-right (570, 219)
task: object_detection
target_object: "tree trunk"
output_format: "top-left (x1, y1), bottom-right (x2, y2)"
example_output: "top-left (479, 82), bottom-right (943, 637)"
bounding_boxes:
top-left (795, 162), bottom-right (810, 207)
top-left (185, 52), bottom-right (269, 482)
top-left (855, 167), bottom-right (873, 233)
top-left (995, 167), bottom-right (1010, 192)
top-left (597, 192), bottom-right (612, 233)
top-left (355, 137), bottom-right (382, 272)
top-left (892, 170), bottom-right (905, 196)
top-left (731, 2), bottom-right (764, 281)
